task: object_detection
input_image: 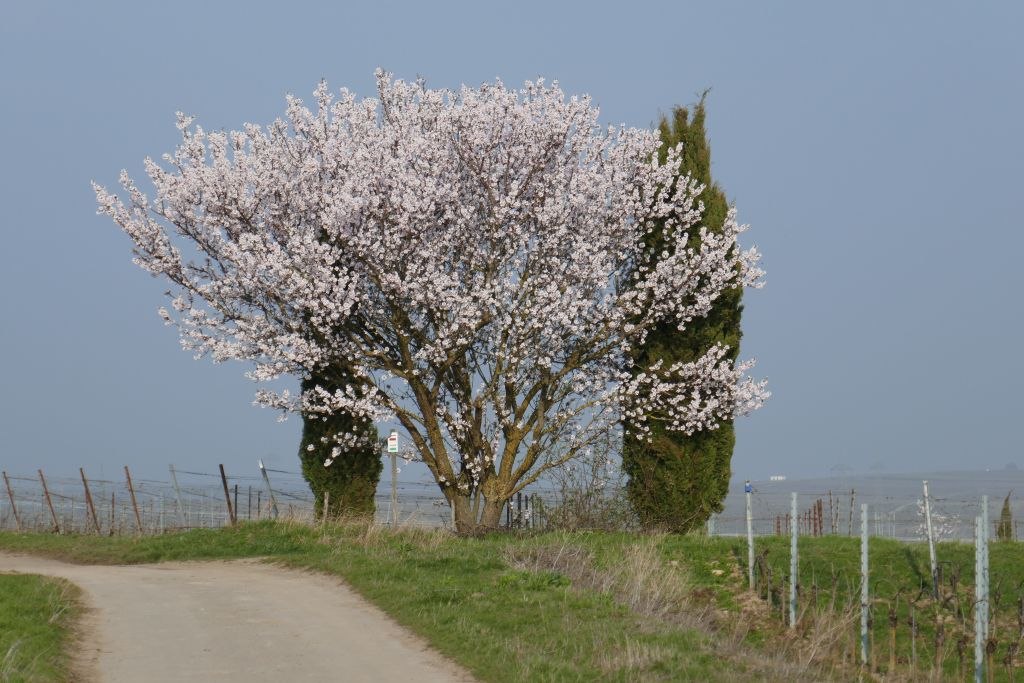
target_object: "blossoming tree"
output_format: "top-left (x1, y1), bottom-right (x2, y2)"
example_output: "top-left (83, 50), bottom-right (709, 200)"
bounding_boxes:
top-left (94, 71), bottom-right (768, 532)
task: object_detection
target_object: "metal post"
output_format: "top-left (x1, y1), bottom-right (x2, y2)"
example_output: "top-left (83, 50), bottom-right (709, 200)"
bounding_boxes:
top-left (390, 450), bottom-right (398, 526)
top-left (38, 470), bottom-right (60, 534)
top-left (923, 480), bottom-right (938, 599)
top-left (3, 471), bottom-right (21, 531)
top-left (790, 492), bottom-right (798, 629)
top-left (233, 484), bottom-right (239, 524)
top-left (258, 459), bottom-right (279, 519)
top-left (981, 495), bottom-right (989, 643)
top-left (168, 465), bottom-right (186, 528)
top-left (218, 464), bottom-right (236, 526)
top-left (861, 503), bottom-right (869, 667)
top-left (80, 468), bottom-right (100, 534)
top-left (745, 480), bottom-right (754, 590)
top-left (975, 515), bottom-right (984, 683)
top-left (124, 466), bottom-right (143, 533)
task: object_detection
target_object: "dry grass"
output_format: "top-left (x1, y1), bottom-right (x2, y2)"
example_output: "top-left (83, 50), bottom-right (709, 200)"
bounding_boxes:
top-left (505, 538), bottom-right (849, 681)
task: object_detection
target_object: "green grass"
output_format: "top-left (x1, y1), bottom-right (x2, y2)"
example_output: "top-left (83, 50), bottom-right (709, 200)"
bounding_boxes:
top-left (2, 523), bottom-right (1023, 681)
top-left (0, 573), bottom-right (80, 682)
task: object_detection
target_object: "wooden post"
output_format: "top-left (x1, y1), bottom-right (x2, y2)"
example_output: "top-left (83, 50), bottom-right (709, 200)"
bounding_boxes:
top-left (849, 488), bottom-right (856, 536)
top-left (218, 464), bottom-right (236, 526)
top-left (233, 484), bottom-right (239, 523)
top-left (258, 460), bottom-right (279, 519)
top-left (124, 466), bottom-right (143, 533)
top-left (38, 470), bottom-right (60, 534)
top-left (247, 486), bottom-right (252, 520)
top-left (109, 491), bottom-right (115, 535)
top-left (168, 465), bottom-right (186, 528)
top-left (2, 471), bottom-right (21, 531)
top-left (322, 490), bottom-right (330, 530)
top-left (80, 468), bottom-right (100, 534)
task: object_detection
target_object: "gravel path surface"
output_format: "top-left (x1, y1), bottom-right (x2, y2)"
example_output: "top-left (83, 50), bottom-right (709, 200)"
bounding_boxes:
top-left (0, 552), bottom-right (473, 682)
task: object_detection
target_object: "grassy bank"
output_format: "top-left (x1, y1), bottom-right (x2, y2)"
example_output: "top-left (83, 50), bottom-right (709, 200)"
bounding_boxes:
top-left (0, 573), bottom-right (80, 682)
top-left (1, 523), bottom-right (1022, 681)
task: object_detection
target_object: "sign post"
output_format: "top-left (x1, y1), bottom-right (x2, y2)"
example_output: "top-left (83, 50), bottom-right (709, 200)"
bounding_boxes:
top-left (388, 430), bottom-right (399, 525)
top-left (745, 480), bottom-right (754, 590)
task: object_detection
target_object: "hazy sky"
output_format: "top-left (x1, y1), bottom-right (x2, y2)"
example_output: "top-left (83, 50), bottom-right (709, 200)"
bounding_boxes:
top-left (1, 1), bottom-right (1021, 483)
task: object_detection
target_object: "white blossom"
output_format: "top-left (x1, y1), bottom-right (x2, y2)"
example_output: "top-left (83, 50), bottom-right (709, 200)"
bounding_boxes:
top-left (94, 71), bottom-right (768, 529)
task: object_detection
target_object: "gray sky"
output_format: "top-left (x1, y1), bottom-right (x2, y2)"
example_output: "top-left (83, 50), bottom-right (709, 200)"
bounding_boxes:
top-left (1, 1), bottom-right (1021, 483)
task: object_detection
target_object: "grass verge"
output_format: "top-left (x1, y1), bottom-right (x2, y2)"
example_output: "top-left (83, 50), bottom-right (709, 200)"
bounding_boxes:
top-left (2, 523), bottom-right (1022, 680)
top-left (0, 573), bottom-right (80, 682)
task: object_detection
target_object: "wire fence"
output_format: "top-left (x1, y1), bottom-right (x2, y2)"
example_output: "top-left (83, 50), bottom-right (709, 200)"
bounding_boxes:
top-left (707, 484), bottom-right (1024, 543)
top-left (0, 464), bottom-right (564, 535)
top-left (0, 465), bottom-right (457, 534)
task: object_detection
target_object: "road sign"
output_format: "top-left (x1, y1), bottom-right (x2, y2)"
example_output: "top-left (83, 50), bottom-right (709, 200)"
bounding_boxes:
top-left (387, 430), bottom-right (399, 454)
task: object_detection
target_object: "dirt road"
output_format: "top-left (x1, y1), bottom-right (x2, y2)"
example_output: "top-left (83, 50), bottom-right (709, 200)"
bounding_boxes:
top-left (0, 553), bottom-right (473, 682)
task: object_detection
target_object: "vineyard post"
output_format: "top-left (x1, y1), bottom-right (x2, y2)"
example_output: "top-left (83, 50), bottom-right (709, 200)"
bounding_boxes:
top-left (981, 495), bottom-right (989, 643)
top-left (3, 471), bottom-right (21, 531)
top-left (218, 464), bottom-right (236, 526)
top-left (975, 514), bottom-right (984, 683)
top-left (168, 465), bottom-right (186, 528)
top-left (849, 488), bottom-right (856, 536)
top-left (79, 468), bottom-right (100, 534)
top-left (745, 480), bottom-right (754, 590)
top-left (124, 466), bottom-right (143, 533)
top-left (861, 503), bottom-right (869, 667)
top-left (923, 480), bottom-right (938, 599)
top-left (38, 470), bottom-right (60, 534)
top-left (257, 460), bottom-right (279, 519)
top-left (789, 492), bottom-right (798, 629)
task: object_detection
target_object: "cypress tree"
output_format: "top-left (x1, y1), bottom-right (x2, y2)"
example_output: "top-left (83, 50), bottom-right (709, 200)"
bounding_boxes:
top-left (622, 95), bottom-right (744, 532)
top-left (997, 492), bottom-right (1014, 542)
top-left (298, 370), bottom-right (381, 518)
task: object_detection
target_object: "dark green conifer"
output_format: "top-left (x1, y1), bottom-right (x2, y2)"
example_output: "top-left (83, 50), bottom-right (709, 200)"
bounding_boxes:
top-left (623, 95), bottom-right (744, 532)
top-left (997, 492), bottom-right (1014, 542)
top-left (298, 371), bottom-right (381, 518)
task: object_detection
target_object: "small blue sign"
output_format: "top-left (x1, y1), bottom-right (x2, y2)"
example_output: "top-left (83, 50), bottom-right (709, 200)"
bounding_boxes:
top-left (744, 481), bottom-right (752, 494)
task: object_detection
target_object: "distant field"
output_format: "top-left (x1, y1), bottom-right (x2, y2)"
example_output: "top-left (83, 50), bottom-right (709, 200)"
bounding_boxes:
top-left (715, 467), bottom-right (1024, 541)
top-left (1, 522), bottom-right (1022, 681)
top-left (0, 572), bottom-right (80, 682)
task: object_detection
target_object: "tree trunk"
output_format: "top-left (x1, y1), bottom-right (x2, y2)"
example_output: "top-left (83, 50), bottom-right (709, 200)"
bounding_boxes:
top-left (451, 491), bottom-right (505, 534)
